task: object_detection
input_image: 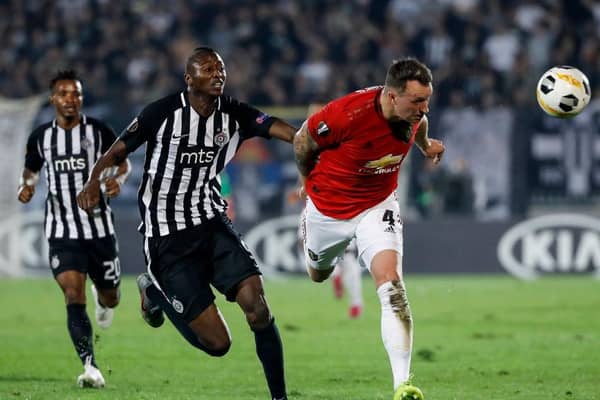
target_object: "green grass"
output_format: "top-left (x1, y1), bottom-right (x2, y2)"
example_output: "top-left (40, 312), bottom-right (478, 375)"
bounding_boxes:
top-left (1, 275), bottom-right (599, 399)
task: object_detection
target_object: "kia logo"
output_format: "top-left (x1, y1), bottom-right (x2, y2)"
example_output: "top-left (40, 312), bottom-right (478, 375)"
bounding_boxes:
top-left (244, 215), bottom-right (304, 275)
top-left (497, 214), bottom-right (600, 280)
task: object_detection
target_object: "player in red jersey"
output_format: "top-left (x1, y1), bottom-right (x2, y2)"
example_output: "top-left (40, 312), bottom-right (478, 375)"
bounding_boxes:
top-left (294, 58), bottom-right (444, 400)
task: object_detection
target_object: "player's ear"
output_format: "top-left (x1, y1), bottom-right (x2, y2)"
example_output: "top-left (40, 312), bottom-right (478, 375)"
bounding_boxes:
top-left (387, 90), bottom-right (395, 103)
top-left (184, 73), bottom-right (191, 86)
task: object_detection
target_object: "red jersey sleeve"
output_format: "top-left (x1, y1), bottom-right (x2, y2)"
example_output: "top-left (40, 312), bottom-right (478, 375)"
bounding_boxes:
top-left (306, 102), bottom-right (348, 149)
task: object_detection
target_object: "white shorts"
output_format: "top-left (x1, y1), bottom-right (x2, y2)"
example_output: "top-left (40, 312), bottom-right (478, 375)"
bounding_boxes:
top-left (302, 192), bottom-right (403, 272)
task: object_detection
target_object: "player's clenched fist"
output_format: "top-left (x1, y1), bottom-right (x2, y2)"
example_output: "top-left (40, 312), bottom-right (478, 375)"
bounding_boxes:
top-left (424, 138), bottom-right (445, 164)
top-left (76, 179), bottom-right (101, 213)
top-left (103, 177), bottom-right (121, 198)
top-left (17, 185), bottom-right (35, 203)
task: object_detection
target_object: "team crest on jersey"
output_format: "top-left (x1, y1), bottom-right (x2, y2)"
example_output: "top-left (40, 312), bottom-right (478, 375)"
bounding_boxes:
top-left (80, 138), bottom-right (91, 150)
top-left (126, 118), bottom-right (139, 133)
top-left (171, 298), bottom-right (184, 314)
top-left (256, 112), bottom-right (269, 124)
top-left (214, 129), bottom-right (228, 147)
top-left (316, 121), bottom-right (330, 136)
top-left (51, 255), bottom-right (60, 269)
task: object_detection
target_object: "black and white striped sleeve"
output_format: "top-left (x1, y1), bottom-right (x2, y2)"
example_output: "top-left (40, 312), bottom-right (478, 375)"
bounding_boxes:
top-left (96, 120), bottom-right (118, 153)
top-left (24, 127), bottom-right (44, 172)
top-left (223, 97), bottom-right (275, 140)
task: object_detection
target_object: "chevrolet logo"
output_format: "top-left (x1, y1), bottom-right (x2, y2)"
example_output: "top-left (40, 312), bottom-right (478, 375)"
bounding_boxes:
top-left (364, 154), bottom-right (404, 169)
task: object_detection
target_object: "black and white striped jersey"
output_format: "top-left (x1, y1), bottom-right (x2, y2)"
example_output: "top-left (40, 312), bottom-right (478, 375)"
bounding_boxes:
top-left (120, 91), bottom-right (274, 237)
top-left (24, 115), bottom-right (117, 240)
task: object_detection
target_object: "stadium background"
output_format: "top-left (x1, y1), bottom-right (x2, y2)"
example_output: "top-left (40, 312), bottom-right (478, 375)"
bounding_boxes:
top-left (1, 0), bottom-right (599, 279)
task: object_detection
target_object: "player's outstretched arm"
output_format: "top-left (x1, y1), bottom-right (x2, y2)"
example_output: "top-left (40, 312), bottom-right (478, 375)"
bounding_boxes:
top-left (268, 118), bottom-right (297, 143)
top-left (77, 139), bottom-right (128, 213)
top-left (17, 168), bottom-right (39, 203)
top-left (414, 116), bottom-right (444, 164)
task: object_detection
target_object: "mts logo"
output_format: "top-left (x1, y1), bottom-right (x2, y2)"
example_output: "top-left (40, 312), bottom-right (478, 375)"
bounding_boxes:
top-left (179, 147), bottom-right (216, 166)
top-left (54, 156), bottom-right (86, 172)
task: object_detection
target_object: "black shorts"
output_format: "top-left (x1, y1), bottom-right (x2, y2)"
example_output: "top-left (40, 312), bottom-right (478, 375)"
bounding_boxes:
top-left (145, 215), bottom-right (260, 323)
top-left (48, 235), bottom-right (121, 289)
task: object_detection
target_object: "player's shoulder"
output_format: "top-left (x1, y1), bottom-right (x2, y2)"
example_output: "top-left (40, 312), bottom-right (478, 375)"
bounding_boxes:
top-left (83, 115), bottom-right (113, 131)
top-left (31, 120), bottom-right (53, 132)
top-left (29, 121), bottom-right (52, 139)
top-left (142, 92), bottom-right (186, 118)
top-left (315, 86), bottom-right (381, 125)
top-left (326, 87), bottom-right (380, 113)
top-left (343, 86), bottom-right (381, 108)
top-left (218, 95), bottom-right (253, 113)
top-left (218, 95), bottom-right (269, 124)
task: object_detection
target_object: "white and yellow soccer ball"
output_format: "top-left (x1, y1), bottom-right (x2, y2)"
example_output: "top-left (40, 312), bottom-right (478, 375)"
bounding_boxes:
top-left (536, 66), bottom-right (591, 118)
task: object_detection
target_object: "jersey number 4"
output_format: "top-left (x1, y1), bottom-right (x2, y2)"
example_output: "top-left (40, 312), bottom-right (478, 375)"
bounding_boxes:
top-left (383, 210), bottom-right (396, 226)
top-left (382, 209), bottom-right (401, 233)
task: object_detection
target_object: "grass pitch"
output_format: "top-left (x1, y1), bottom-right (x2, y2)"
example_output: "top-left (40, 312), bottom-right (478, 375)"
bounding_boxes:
top-left (1, 275), bottom-right (599, 400)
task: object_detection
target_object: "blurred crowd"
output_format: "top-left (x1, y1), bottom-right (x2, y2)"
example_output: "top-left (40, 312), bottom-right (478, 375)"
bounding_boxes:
top-left (2, 0), bottom-right (600, 222)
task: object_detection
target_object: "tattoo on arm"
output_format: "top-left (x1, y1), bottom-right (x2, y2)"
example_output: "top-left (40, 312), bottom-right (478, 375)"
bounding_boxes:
top-left (293, 122), bottom-right (320, 177)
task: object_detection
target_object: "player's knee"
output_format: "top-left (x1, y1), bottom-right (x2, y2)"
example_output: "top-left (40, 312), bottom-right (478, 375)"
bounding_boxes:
top-left (202, 336), bottom-right (231, 357)
top-left (308, 266), bottom-right (333, 283)
top-left (100, 291), bottom-right (120, 308)
top-left (63, 286), bottom-right (85, 303)
top-left (103, 297), bottom-right (119, 308)
top-left (245, 302), bottom-right (271, 330)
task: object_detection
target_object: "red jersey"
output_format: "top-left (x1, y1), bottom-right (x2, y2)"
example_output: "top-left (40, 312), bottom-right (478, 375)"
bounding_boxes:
top-left (306, 86), bottom-right (419, 219)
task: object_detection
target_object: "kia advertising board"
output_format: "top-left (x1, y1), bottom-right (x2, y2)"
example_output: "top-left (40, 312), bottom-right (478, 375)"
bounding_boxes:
top-left (3, 211), bottom-right (599, 280)
top-left (497, 213), bottom-right (600, 279)
top-left (243, 213), bottom-right (600, 279)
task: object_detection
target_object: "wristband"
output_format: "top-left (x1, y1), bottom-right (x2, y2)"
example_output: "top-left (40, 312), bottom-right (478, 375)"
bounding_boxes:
top-left (19, 174), bottom-right (39, 186)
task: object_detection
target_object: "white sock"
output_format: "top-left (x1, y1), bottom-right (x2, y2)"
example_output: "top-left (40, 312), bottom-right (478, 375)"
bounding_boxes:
top-left (377, 280), bottom-right (412, 389)
top-left (332, 264), bottom-right (342, 278)
top-left (341, 254), bottom-right (362, 307)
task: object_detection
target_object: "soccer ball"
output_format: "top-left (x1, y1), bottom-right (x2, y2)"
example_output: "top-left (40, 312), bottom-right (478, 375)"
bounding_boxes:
top-left (536, 66), bottom-right (591, 118)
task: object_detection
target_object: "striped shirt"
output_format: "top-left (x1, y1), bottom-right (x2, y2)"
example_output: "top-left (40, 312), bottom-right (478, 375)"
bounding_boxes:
top-left (120, 91), bottom-right (274, 237)
top-left (24, 115), bottom-right (117, 240)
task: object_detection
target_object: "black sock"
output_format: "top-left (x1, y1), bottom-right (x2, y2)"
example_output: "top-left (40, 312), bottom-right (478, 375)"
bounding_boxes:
top-left (66, 303), bottom-right (96, 367)
top-left (254, 318), bottom-right (286, 400)
top-left (145, 284), bottom-right (223, 355)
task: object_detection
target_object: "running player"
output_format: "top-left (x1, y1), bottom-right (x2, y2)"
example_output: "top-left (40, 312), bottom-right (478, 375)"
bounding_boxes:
top-left (294, 58), bottom-right (445, 400)
top-left (77, 47), bottom-right (294, 400)
top-left (18, 70), bottom-right (130, 388)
